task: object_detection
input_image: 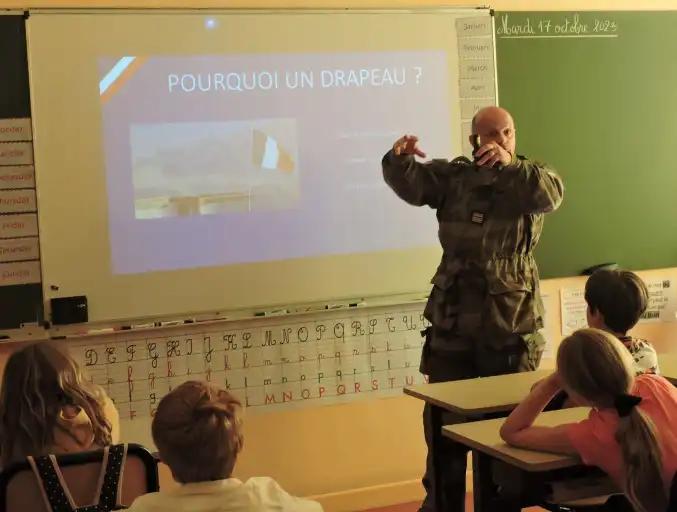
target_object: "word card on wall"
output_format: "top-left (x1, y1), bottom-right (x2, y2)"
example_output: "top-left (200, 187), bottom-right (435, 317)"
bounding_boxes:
top-left (0, 15), bottom-right (43, 331)
top-left (457, 15), bottom-right (497, 156)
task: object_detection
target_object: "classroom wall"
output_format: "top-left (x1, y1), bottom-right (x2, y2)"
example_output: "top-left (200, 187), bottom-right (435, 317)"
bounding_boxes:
top-left (1, 1), bottom-right (675, 510)
top-left (4, 268), bottom-right (675, 511)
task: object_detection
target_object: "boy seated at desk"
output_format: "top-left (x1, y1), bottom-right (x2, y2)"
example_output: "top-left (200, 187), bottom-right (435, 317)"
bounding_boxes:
top-left (501, 328), bottom-right (677, 512)
top-left (584, 269), bottom-right (659, 374)
top-left (546, 269), bottom-right (659, 409)
top-left (126, 380), bottom-right (323, 512)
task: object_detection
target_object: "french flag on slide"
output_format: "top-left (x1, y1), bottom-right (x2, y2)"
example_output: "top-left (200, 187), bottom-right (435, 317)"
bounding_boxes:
top-left (252, 129), bottom-right (294, 172)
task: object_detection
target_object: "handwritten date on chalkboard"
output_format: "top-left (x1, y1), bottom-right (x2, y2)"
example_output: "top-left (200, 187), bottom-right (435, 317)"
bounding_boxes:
top-left (497, 13), bottom-right (618, 38)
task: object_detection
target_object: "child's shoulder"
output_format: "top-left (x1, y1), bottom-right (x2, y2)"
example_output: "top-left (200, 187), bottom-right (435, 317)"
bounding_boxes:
top-left (623, 337), bottom-right (660, 375)
top-left (124, 490), bottom-right (166, 512)
top-left (244, 476), bottom-right (283, 490)
top-left (635, 373), bottom-right (676, 397)
top-left (623, 336), bottom-right (656, 353)
top-left (244, 477), bottom-right (323, 511)
top-left (244, 476), bottom-right (301, 501)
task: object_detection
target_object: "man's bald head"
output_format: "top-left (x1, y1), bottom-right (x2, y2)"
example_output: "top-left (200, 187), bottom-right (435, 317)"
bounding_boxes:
top-left (470, 106), bottom-right (516, 156)
top-left (471, 106), bottom-right (513, 133)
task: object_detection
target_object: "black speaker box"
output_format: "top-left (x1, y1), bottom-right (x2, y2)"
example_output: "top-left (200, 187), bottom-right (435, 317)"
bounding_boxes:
top-left (50, 296), bottom-right (88, 325)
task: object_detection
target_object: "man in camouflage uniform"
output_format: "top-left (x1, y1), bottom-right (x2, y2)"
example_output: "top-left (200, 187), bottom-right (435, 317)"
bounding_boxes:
top-left (382, 107), bottom-right (563, 512)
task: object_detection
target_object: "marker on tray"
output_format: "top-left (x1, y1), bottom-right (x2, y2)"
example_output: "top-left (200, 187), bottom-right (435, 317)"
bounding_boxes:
top-left (255, 309), bottom-right (288, 317)
top-left (349, 301), bottom-right (367, 308)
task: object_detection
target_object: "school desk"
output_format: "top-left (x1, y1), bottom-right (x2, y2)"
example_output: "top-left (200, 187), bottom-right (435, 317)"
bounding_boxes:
top-left (403, 369), bottom-right (550, 511)
top-left (443, 407), bottom-right (618, 511)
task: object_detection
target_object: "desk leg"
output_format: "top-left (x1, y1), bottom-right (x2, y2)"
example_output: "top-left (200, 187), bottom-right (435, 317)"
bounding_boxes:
top-left (430, 405), bottom-right (445, 512)
top-left (473, 451), bottom-right (492, 512)
top-left (473, 451), bottom-right (521, 512)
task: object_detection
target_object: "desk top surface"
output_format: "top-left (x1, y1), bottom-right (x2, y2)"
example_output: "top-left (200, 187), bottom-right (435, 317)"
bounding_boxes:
top-left (443, 407), bottom-right (590, 472)
top-left (404, 369), bottom-right (550, 415)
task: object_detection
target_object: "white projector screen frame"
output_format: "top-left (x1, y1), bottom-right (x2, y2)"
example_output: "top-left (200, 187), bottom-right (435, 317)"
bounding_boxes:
top-left (27, 8), bottom-right (496, 325)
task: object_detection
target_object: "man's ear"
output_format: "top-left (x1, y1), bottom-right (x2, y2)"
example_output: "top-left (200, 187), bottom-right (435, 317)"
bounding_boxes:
top-left (469, 134), bottom-right (480, 151)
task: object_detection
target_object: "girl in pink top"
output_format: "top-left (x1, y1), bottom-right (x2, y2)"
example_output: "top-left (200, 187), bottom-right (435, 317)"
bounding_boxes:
top-left (501, 328), bottom-right (677, 512)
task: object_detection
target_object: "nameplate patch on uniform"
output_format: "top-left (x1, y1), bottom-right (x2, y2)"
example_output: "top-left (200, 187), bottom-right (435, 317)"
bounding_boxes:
top-left (471, 211), bottom-right (485, 224)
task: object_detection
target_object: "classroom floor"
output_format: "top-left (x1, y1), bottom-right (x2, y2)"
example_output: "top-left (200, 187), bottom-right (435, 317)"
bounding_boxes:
top-left (365, 498), bottom-right (547, 511)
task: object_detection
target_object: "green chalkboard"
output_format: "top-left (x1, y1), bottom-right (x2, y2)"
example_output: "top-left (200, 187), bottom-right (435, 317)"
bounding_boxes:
top-left (496, 11), bottom-right (677, 278)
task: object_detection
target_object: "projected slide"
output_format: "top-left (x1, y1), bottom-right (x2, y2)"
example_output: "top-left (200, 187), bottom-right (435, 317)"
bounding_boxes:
top-left (130, 120), bottom-right (299, 218)
top-left (99, 51), bottom-right (451, 274)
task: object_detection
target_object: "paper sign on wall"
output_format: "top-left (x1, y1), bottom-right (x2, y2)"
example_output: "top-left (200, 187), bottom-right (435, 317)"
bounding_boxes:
top-left (0, 142), bottom-right (33, 166)
top-left (0, 214), bottom-right (39, 239)
top-left (560, 276), bottom-right (677, 336)
top-left (0, 260), bottom-right (41, 286)
top-left (0, 118), bottom-right (32, 142)
top-left (0, 189), bottom-right (37, 214)
top-left (0, 165), bottom-right (35, 189)
top-left (0, 237), bottom-right (40, 263)
top-left (456, 16), bottom-right (496, 157)
top-left (539, 293), bottom-right (555, 359)
top-left (642, 278), bottom-right (677, 323)
top-left (560, 287), bottom-right (587, 336)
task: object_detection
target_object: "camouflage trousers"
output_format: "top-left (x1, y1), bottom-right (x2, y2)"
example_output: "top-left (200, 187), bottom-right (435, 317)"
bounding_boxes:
top-left (419, 325), bottom-right (543, 512)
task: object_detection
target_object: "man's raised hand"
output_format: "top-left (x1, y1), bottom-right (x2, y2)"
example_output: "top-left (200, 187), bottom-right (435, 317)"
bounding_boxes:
top-left (392, 134), bottom-right (427, 158)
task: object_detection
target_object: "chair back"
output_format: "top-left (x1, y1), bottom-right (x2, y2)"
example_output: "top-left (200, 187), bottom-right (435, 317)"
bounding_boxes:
top-left (0, 443), bottom-right (158, 512)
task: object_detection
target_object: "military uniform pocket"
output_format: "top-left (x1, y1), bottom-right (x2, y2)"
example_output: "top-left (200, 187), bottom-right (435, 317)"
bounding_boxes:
top-left (485, 274), bottom-right (537, 335)
top-left (425, 271), bottom-right (459, 332)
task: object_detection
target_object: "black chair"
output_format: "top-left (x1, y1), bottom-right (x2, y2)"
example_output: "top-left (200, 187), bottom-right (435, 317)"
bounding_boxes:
top-left (668, 471), bottom-right (677, 512)
top-left (544, 471), bottom-right (677, 512)
top-left (542, 495), bottom-right (631, 512)
top-left (0, 443), bottom-right (159, 512)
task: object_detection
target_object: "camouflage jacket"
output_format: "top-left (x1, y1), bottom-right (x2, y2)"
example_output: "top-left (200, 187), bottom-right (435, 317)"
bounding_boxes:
top-left (382, 150), bottom-right (564, 346)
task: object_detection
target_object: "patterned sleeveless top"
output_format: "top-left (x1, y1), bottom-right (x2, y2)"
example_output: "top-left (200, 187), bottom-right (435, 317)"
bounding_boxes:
top-left (26, 444), bottom-right (127, 512)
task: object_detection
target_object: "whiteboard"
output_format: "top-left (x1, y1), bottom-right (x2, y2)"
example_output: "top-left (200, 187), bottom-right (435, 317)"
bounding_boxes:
top-left (26, 8), bottom-right (497, 325)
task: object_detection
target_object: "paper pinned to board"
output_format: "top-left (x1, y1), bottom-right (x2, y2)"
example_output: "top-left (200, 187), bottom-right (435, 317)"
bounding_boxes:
top-left (560, 276), bottom-right (677, 336)
top-left (539, 293), bottom-right (555, 359)
top-left (560, 287), bottom-right (587, 336)
top-left (641, 277), bottom-right (677, 323)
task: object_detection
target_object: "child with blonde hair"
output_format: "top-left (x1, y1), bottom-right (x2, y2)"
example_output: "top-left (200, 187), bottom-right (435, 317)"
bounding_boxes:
top-left (501, 328), bottom-right (677, 512)
top-left (0, 340), bottom-right (119, 467)
top-left (127, 380), bottom-right (323, 512)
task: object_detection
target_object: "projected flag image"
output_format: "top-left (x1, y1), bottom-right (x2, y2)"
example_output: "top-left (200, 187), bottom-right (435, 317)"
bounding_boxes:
top-left (130, 119), bottom-right (299, 219)
top-left (253, 129), bottom-right (295, 173)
